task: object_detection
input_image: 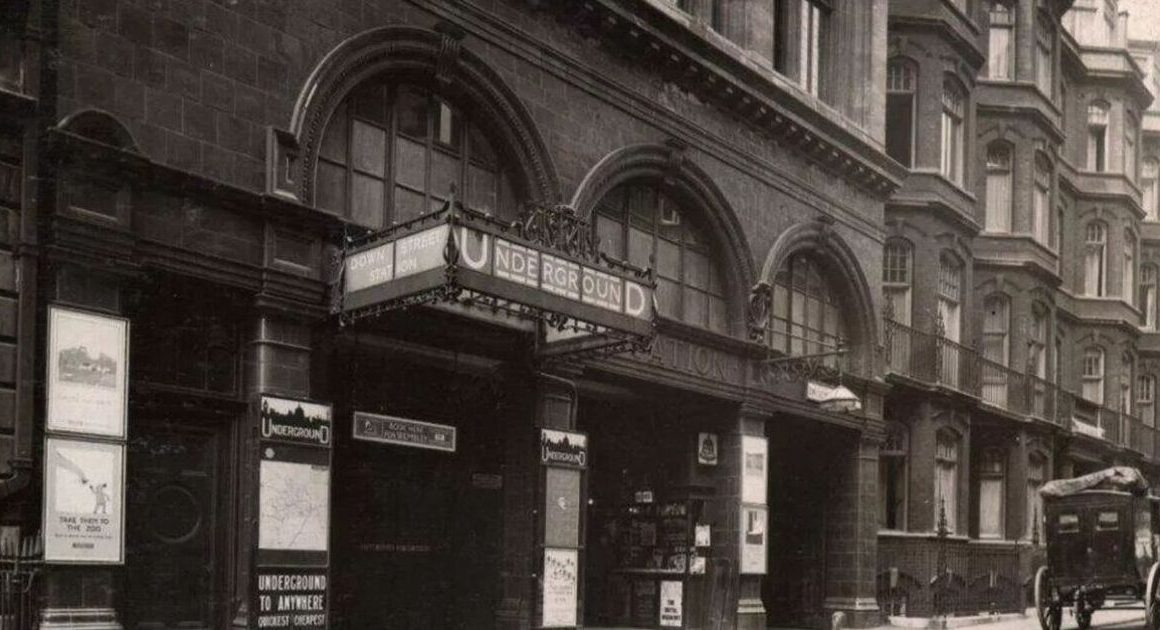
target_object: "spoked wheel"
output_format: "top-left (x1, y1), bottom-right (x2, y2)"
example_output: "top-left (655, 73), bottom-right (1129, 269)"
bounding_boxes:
top-left (1145, 561), bottom-right (1160, 630)
top-left (1035, 566), bottom-right (1062, 630)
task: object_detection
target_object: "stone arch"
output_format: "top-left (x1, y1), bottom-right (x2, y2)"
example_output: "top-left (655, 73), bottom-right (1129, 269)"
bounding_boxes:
top-left (286, 25), bottom-right (559, 206)
top-left (57, 109), bottom-right (140, 153)
top-left (571, 142), bottom-right (757, 336)
top-left (759, 218), bottom-right (880, 370)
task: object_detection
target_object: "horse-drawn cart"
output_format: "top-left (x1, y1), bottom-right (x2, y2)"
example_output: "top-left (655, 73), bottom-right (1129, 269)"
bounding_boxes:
top-left (1033, 467), bottom-right (1159, 630)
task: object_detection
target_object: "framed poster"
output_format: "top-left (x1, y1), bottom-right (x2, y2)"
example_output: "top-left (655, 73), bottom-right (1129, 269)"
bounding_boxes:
top-left (659, 580), bottom-right (683, 627)
top-left (740, 505), bottom-right (768, 575)
top-left (46, 306), bottom-right (129, 438)
top-left (741, 436), bottom-right (768, 505)
top-left (541, 547), bottom-right (579, 627)
top-left (258, 445), bottom-right (331, 566)
top-left (43, 437), bottom-right (125, 563)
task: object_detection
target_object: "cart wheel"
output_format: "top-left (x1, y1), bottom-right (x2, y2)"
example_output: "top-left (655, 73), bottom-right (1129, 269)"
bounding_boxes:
top-left (1035, 566), bottom-right (1061, 630)
top-left (1146, 561), bottom-right (1160, 630)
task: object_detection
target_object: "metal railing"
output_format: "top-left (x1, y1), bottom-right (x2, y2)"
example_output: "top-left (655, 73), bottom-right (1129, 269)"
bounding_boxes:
top-left (877, 536), bottom-right (1023, 618)
top-left (1, 532), bottom-right (41, 630)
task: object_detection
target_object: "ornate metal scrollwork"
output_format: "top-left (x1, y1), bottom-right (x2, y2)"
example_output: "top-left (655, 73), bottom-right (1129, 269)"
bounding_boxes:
top-left (747, 281), bottom-right (771, 342)
top-left (512, 203), bottom-right (599, 261)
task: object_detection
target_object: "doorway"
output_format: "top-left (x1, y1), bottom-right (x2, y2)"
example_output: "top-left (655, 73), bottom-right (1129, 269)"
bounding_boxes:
top-left (123, 418), bottom-right (229, 629)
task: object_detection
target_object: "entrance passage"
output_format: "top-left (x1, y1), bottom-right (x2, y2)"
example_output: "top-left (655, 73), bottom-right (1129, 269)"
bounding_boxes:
top-left (329, 355), bottom-right (505, 629)
top-left (764, 420), bottom-right (848, 629)
top-left (124, 420), bottom-right (227, 629)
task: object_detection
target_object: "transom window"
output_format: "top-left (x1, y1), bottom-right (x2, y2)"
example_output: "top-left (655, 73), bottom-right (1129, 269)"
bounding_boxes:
top-left (315, 82), bottom-right (519, 228)
top-left (596, 183), bottom-right (727, 333)
top-left (769, 254), bottom-right (846, 361)
top-left (985, 143), bottom-right (1012, 232)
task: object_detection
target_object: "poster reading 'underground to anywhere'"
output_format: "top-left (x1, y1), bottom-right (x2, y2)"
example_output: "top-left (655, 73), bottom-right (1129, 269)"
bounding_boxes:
top-left (43, 437), bottom-right (125, 563)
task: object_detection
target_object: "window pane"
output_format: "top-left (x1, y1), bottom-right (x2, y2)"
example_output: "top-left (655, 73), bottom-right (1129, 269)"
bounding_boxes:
top-left (469, 125), bottom-right (498, 167)
top-left (709, 295), bottom-right (727, 333)
top-left (397, 89), bottom-right (428, 138)
top-left (629, 186), bottom-right (655, 229)
top-left (319, 104), bottom-right (347, 162)
top-left (316, 160), bottom-right (346, 215)
top-left (350, 173), bottom-right (384, 228)
top-left (351, 120), bottom-right (386, 176)
top-left (979, 478), bottom-right (1003, 537)
top-left (628, 227), bottom-right (652, 269)
top-left (395, 136), bottom-right (427, 190)
top-left (657, 278), bottom-right (680, 318)
top-left (435, 100), bottom-right (462, 149)
top-left (683, 289), bottom-right (708, 328)
top-left (393, 186), bottom-right (425, 225)
top-left (351, 81), bottom-right (387, 125)
top-left (596, 215), bottom-right (623, 258)
top-left (656, 238), bottom-right (680, 280)
top-left (685, 249), bottom-right (709, 290)
top-left (467, 163), bottom-right (498, 214)
top-left (430, 149), bottom-right (461, 200)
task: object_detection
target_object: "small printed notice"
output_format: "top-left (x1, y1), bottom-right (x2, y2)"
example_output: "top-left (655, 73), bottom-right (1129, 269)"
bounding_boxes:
top-left (254, 570), bottom-right (328, 629)
top-left (541, 547), bottom-right (579, 627)
top-left (352, 412), bottom-right (456, 452)
top-left (258, 446), bottom-right (330, 565)
top-left (741, 436), bottom-right (768, 504)
top-left (659, 580), bottom-right (683, 627)
top-left (740, 505), bottom-right (768, 574)
top-left (44, 437), bottom-right (124, 563)
top-left (46, 306), bottom-right (129, 438)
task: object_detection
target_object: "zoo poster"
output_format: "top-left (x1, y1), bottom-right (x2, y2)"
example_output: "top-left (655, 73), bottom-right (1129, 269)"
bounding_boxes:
top-left (46, 306), bottom-right (129, 438)
top-left (43, 437), bottom-right (125, 563)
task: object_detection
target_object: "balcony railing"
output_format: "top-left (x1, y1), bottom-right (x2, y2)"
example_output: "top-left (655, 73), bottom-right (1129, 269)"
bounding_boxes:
top-left (884, 318), bottom-right (1159, 453)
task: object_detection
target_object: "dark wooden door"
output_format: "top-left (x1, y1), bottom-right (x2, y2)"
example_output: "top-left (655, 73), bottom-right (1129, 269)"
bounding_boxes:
top-left (124, 423), bottom-right (225, 630)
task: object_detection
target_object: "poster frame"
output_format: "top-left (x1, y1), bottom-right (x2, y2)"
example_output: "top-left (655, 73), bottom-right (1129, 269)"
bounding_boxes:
top-left (740, 435), bottom-right (768, 505)
top-left (739, 504), bottom-right (768, 575)
top-left (535, 426), bottom-right (588, 629)
top-left (42, 436), bottom-right (126, 564)
top-left (45, 305), bottom-right (130, 439)
top-left (255, 442), bottom-right (332, 568)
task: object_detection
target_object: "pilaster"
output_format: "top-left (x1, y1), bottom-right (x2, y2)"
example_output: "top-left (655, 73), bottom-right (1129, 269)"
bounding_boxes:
top-left (822, 433), bottom-right (883, 629)
top-left (734, 405), bottom-right (767, 630)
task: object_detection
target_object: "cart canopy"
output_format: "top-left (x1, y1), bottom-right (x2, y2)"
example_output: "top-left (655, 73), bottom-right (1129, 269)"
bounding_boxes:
top-left (1038, 466), bottom-right (1150, 498)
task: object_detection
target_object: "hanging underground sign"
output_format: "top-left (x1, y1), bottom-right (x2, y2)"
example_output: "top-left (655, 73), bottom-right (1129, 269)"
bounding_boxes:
top-left (338, 206), bottom-right (655, 355)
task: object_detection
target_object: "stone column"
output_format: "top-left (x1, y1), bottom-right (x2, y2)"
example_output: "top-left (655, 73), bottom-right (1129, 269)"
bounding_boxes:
top-left (822, 433), bottom-right (883, 628)
top-left (39, 266), bottom-right (124, 630)
top-left (1006, 430), bottom-right (1029, 541)
top-left (496, 365), bottom-right (579, 630)
top-left (231, 312), bottom-right (315, 628)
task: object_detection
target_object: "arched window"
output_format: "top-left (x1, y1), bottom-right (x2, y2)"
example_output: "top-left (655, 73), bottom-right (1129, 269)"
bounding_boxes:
top-left (1123, 229), bottom-right (1136, 303)
top-left (1088, 101), bottom-right (1110, 172)
top-left (883, 240), bottom-right (912, 325)
top-left (1125, 111), bottom-right (1138, 180)
top-left (982, 294), bottom-right (1010, 407)
top-left (978, 448), bottom-right (1005, 539)
top-left (315, 82), bottom-right (520, 228)
top-left (1035, 13), bottom-right (1054, 96)
top-left (941, 80), bottom-right (966, 185)
top-left (886, 59), bottom-right (917, 167)
top-left (1033, 154), bottom-right (1051, 245)
top-left (935, 430), bottom-right (960, 534)
top-left (1121, 353), bottom-right (1134, 417)
top-left (938, 254), bottom-right (962, 342)
top-left (595, 183), bottom-right (727, 332)
top-left (1142, 158), bottom-right (1159, 221)
top-left (1082, 347), bottom-right (1105, 404)
top-left (1084, 222), bottom-right (1107, 296)
top-left (1139, 374), bottom-right (1155, 427)
top-left (769, 254), bottom-right (846, 362)
top-left (988, 3), bottom-right (1015, 80)
top-left (984, 143), bottom-right (1012, 232)
top-left (1142, 264), bottom-right (1157, 330)
top-left (1027, 453), bottom-right (1047, 542)
top-left (879, 423), bottom-right (908, 531)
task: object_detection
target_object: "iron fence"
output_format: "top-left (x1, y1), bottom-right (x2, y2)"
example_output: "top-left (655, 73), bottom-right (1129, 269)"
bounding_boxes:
top-left (1, 532), bottom-right (41, 630)
top-left (877, 536), bottom-right (1023, 618)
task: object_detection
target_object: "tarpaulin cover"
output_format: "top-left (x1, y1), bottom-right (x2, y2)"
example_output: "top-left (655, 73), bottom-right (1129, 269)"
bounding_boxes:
top-left (1038, 466), bottom-right (1150, 497)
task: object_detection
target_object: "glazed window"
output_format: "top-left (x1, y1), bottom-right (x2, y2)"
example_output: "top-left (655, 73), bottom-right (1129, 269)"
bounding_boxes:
top-left (1058, 513), bottom-right (1079, 534)
top-left (1139, 374), bottom-right (1156, 427)
top-left (886, 59), bottom-right (917, 168)
top-left (879, 424), bottom-right (908, 531)
top-left (769, 254), bottom-right (846, 364)
top-left (940, 80), bottom-right (966, 186)
top-left (1096, 511), bottom-right (1119, 531)
top-left (1035, 14), bottom-right (1054, 96)
top-left (988, 4), bottom-right (1015, 80)
top-left (1088, 101), bottom-right (1109, 172)
top-left (315, 83), bottom-right (519, 229)
top-left (883, 240), bottom-right (912, 325)
top-left (1143, 265), bottom-right (1158, 330)
top-left (1125, 112), bottom-right (1138, 180)
top-left (774, 0), bottom-right (831, 97)
top-left (984, 143), bottom-right (1012, 232)
top-left (977, 449), bottom-right (1005, 539)
top-left (1121, 353), bottom-right (1134, 415)
top-left (935, 431), bottom-right (959, 534)
top-left (937, 254), bottom-right (962, 342)
top-left (1143, 158), bottom-right (1159, 221)
top-left (596, 183), bottom-right (727, 333)
top-left (1083, 347), bottom-right (1105, 405)
top-left (1027, 454), bottom-right (1046, 541)
top-left (1084, 222), bottom-right (1107, 297)
top-left (1124, 229), bottom-right (1136, 303)
top-left (981, 294), bottom-right (1010, 407)
top-left (1033, 155), bottom-right (1051, 245)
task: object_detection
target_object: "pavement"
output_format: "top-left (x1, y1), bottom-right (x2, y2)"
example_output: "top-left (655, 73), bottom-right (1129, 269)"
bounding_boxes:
top-left (867, 604), bottom-right (1146, 630)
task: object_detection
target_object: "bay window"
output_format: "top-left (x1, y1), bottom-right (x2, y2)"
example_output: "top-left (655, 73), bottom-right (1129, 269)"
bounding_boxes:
top-left (1088, 102), bottom-right (1109, 172)
top-left (1035, 14), bottom-right (1054, 96)
top-left (985, 143), bottom-right (1012, 232)
top-left (941, 80), bottom-right (966, 186)
top-left (1033, 155), bottom-right (1051, 244)
top-left (988, 4), bottom-right (1015, 80)
top-left (1084, 222), bottom-right (1107, 297)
